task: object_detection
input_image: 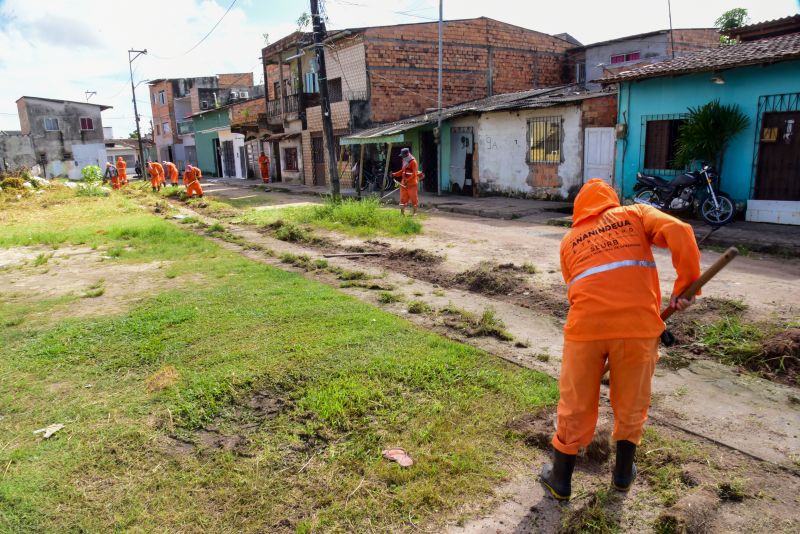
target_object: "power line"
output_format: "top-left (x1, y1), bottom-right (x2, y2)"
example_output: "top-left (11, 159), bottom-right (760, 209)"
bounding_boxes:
top-left (148, 0), bottom-right (239, 60)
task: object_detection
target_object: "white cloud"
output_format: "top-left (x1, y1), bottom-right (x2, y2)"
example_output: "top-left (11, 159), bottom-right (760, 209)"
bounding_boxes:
top-left (0, 0), bottom-right (297, 134)
top-left (1, 0), bottom-right (796, 133)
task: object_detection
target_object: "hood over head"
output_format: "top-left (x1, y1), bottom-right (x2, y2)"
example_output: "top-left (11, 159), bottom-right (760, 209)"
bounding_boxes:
top-left (572, 179), bottom-right (620, 225)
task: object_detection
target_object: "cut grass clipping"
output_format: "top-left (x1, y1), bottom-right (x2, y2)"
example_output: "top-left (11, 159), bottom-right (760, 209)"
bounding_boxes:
top-left (440, 304), bottom-right (514, 341)
top-left (237, 197), bottom-right (422, 237)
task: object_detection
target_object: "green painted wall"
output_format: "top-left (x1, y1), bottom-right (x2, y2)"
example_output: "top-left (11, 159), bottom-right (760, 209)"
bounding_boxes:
top-left (192, 108), bottom-right (229, 177)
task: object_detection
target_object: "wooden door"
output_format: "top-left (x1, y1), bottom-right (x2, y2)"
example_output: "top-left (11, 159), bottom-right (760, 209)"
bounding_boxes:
top-left (584, 127), bottom-right (615, 184)
top-left (756, 111), bottom-right (800, 200)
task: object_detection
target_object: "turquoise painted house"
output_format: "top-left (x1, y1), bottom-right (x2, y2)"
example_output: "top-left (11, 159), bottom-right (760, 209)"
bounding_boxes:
top-left (601, 18), bottom-right (800, 225)
top-left (191, 106), bottom-right (229, 177)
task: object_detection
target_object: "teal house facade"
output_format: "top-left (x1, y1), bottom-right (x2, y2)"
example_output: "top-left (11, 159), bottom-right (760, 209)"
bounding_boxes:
top-left (601, 18), bottom-right (800, 225)
top-left (191, 107), bottom-right (229, 177)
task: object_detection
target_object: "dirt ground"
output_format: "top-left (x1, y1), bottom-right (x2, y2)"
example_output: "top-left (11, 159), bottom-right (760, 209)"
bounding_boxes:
top-left (74, 182), bottom-right (800, 532)
top-left (0, 245), bottom-right (198, 323)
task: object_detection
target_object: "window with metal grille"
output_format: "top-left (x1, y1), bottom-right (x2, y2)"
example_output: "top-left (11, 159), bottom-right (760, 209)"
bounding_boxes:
top-left (643, 117), bottom-right (686, 171)
top-left (283, 147), bottom-right (299, 171)
top-left (528, 116), bottom-right (562, 164)
top-left (328, 78), bottom-right (343, 103)
top-left (80, 117), bottom-right (94, 130)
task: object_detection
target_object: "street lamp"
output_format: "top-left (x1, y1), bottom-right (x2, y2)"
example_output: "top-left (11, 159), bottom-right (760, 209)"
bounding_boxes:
top-left (128, 49), bottom-right (147, 177)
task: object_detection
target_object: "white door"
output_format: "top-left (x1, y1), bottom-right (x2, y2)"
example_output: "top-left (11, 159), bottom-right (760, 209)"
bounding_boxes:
top-left (584, 127), bottom-right (615, 184)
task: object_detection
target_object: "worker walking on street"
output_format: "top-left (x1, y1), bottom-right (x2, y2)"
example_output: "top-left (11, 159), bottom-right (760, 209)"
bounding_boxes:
top-left (184, 164), bottom-right (204, 198)
top-left (258, 151), bottom-right (270, 186)
top-left (392, 147), bottom-right (419, 216)
top-left (540, 179), bottom-right (701, 501)
top-left (148, 160), bottom-right (164, 192)
top-left (164, 161), bottom-right (179, 187)
top-left (116, 156), bottom-right (128, 186)
top-left (104, 162), bottom-right (119, 189)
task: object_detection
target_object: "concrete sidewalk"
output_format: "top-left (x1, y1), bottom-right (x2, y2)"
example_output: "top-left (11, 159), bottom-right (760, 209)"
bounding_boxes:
top-left (205, 178), bottom-right (800, 257)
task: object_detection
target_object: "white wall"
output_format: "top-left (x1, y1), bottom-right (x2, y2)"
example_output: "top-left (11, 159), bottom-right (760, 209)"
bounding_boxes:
top-left (218, 129), bottom-right (246, 178)
top-left (70, 143), bottom-right (108, 180)
top-left (474, 106), bottom-right (583, 199)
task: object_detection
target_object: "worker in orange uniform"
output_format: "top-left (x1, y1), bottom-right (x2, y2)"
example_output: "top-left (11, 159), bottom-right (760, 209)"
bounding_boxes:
top-left (391, 147), bottom-right (419, 216)
top-left (148, 160), bottom-right (164, 192)
top-left (116, 156), bottom-right (128, 186)
top-left (164, 161), bottom-right (179, 187)
top-left (183, 164), bottom-right (204, 198)
top-left (540, 179), bottom-right (700, 501)
top-left (104, 162), bottom-right (120, 189)
top-left (258, 151), bottom-right (270, 185)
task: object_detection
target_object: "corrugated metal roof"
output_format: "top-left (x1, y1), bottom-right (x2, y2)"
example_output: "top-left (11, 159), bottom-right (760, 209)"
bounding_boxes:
top-left (342, 85), bottom-right (615, 143)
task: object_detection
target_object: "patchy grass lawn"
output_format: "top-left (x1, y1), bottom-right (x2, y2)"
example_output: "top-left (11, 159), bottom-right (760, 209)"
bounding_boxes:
top-left (0, 188), bottom-right (557, 533)
top-left (236, 197), bottom-right (422, 237)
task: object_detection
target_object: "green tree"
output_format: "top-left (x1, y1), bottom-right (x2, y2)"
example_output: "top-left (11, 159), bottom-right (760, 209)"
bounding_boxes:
top-left (128, 130), bottom-right (139, 139)
top-left (675, 99), bottom-right (750, 176)
top-left (296, 12), bottom-right (311, 31)
top-left (715, 8), bottom-right (749, 44)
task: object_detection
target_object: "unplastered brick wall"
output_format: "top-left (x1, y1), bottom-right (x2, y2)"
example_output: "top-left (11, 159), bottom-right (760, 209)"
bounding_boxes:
top-left (580, 94), bottom-right (618, 128)
top-left (670, 29), bottom-right (720, 55)
top-left (303, 101), bottom-right (352, 186)
top-left (364, 17), bottom-right (572, 123)
top-left (218, 73), bottom-right (254, 88)
top-left (230, 98), bottom-right (265, 127)
top-left (149, 81), bottom-right (175, 147)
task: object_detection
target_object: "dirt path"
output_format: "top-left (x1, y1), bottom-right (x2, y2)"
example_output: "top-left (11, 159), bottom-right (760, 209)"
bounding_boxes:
top-left (184, 183), bottom-right (800, 531)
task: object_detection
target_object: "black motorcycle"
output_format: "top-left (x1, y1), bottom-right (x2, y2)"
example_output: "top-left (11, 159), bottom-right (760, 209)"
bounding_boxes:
top-left (633, 165), bottom-right (735, 226)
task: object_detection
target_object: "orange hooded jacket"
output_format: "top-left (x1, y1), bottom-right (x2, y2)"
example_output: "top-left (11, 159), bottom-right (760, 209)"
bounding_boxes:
top-left (560, 179), bottom-right (701, 341)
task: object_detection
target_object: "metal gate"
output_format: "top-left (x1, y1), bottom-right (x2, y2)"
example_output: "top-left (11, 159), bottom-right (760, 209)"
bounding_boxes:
top-left (311, 135), bottom-right (325, 186)
top-left (222, 140), bottom-right (236, 177)
top-left (184, 146), bottom-right (197, 168)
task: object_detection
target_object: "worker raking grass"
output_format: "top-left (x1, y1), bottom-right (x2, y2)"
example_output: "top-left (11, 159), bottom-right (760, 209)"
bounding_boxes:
top-left (392, 147), bottom-right (419, 216)
top-left (540, 179), bottom-right (701, 501)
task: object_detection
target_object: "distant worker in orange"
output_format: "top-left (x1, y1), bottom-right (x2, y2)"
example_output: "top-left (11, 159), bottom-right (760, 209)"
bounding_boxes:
top-left (392, 147), bottom-right (419, 216)
top-left (540, 179), bottom-right (701, 501)
top-left (164, 161), bottom-right (179, 187)
top-left (184, 164), bottom-right (204, 198)
top-left (148, 160), bottom-right (164, 192)
top-left (258, 151), bottom-right (270, 186)
top-left (104, 162), bottom-right (120, 189)
top-left (116, 156), bottom-right (128, 186)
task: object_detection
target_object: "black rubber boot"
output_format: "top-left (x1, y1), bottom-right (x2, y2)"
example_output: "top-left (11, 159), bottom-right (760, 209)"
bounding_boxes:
top-left (612, 440), bottom-right (637, 491)
top-left (539, 448), bottom-right (576, 501)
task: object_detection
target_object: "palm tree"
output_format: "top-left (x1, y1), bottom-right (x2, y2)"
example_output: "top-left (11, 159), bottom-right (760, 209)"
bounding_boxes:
top-left (674, 99), bottom-right (750, 177)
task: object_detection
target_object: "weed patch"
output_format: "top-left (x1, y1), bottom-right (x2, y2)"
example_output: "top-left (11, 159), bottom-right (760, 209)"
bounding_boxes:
top-left (378, 291), bottom-right (402, 304)
top-left (440, 304), bottom-right (514, 341)
top-left (237, 197), bottom-right (422, 237)
top-left (560, 489), bottom-right (621, 534)
top-left (407, 300), bottom-right (432, 314)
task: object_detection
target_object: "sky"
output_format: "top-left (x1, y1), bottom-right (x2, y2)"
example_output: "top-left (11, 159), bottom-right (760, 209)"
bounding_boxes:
top-left (0, 0), bottom-right (796, 134)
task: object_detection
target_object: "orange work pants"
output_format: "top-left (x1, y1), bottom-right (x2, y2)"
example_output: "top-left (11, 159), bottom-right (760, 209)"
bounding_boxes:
top-left (552, 337), bottom-right (659, 455)
top-left (119, 171), bottom-right (127, 185)
top-left (399, 184), bottom-right (418, 207)
top-left (185, 180), bottom-right (203, 198)
top-left (260, 165), bottom-right (270, 184)
top-left (111, 176), bottom-right (121, 190)
top-left (151, 176), bottom-right (161, 190)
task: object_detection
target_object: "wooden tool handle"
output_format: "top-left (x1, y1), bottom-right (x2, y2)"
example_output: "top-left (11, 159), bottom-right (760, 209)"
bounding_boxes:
top-left (660, 246), bottom-right (739, 322)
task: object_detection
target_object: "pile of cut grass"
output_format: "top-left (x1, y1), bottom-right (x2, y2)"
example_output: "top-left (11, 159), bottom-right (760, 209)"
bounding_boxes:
top-left (237, 197), bottom-right (422, 237)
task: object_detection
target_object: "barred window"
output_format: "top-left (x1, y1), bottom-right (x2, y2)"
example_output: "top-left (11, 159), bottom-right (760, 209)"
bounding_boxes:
top-left (283, 147), bottom-right (299, 171)
top-left (644, 118), bottom-right (686, 170)
top-left (528, 116), bottom-right (562, 164)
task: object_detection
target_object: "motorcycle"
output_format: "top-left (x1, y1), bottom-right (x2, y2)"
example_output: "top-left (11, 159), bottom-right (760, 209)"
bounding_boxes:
top-left (633, 165), bottom-right (736, 226)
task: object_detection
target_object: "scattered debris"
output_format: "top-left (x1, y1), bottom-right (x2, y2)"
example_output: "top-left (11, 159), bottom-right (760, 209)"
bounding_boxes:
top-left (382, 447), bottom-right (413, 467)
top-left (33, 423), bottom-right (64, 439)
top-left (454, 262), bottom-right (522, 295)
top-left (387, 247), bottom-right (444, 264)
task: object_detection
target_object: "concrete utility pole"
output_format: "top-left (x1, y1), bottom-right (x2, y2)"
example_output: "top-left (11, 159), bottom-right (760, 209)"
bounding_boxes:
top-left (128, 49), bottom-right (148, 177)
top-left (310, 0), bottom-right (341, 200)
top-left (436, 0), bottom-right (443, 196)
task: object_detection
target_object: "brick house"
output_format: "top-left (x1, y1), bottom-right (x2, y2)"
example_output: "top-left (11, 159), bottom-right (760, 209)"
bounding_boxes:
top-left (148, 73), bottom-right (254, 169)
top-left (238, 18), bottom-right (577, 186)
